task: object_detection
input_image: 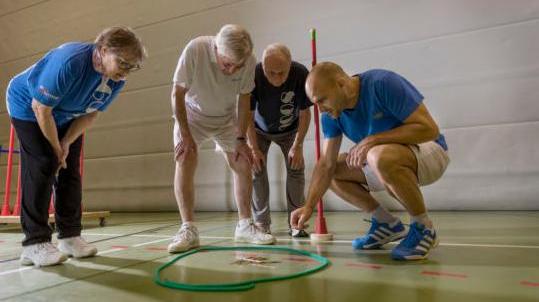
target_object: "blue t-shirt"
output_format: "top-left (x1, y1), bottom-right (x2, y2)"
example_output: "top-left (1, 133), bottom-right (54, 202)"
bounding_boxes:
top-left (321, 69), bottom-right (447, 150)
top-left (6, 42), bottom-right (125, 126)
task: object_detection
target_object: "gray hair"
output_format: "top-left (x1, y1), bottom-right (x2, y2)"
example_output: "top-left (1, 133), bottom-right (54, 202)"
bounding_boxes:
top-left (215, 24), bottom-right (253, 63)
top-left (262, 43), bottom-right (291, 62)
top-left (95, 26), bottom-right (147, 61)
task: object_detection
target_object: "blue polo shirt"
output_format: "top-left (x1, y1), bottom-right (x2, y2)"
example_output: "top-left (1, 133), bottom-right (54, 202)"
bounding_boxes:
top-left (321, 69), bottom-right (447, 150)
top-left (6, 42), bottom-right (124, 126)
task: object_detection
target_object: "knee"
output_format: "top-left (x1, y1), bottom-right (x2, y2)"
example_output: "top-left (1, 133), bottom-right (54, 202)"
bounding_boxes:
top-left (329, 178), bottom-right (340, 192)
top-left (333, 153), bottom-right (349, 180)
top-left (35, 156), bottom-right (58, 177)
top-left (177, 149), bottom-right (198, 166)
top-left (230, 156), bottom-right (251, 176)
top-left (366, 146), bottom-right (401, 180)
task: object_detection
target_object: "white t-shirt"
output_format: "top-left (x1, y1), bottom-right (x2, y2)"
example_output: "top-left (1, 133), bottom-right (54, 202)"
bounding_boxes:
top-left (172, 36), bottom-right (256, 125)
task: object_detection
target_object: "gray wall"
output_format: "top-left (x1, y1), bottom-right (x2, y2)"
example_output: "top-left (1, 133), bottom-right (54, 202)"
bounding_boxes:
top-left (1, 0), bottom-right (538, 211)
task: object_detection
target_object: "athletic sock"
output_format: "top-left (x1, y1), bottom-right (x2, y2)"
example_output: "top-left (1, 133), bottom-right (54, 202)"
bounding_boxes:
top-left (371, 205), bottom-right (398, 224)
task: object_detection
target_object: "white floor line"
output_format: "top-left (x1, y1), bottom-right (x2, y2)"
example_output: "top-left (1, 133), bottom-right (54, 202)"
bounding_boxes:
top-left (97, 247), bottom-right (130, 256)
top-left (132, 238), bottom-right (170, 247)
top-left (83, 233), bottom-right (539, 249)
top-left (0, 266), bottom-right (31, 276)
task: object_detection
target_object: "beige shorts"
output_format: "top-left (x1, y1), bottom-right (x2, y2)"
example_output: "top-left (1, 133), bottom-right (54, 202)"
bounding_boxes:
top-left (173, 112), bottom-right (237, 153)
top-left (362, 141), bottom-right (450, 192)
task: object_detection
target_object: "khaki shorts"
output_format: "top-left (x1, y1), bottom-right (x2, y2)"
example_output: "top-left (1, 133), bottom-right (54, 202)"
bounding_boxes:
top-left (173, 110), bottom-right (237, 153)
top-left (362, 141), bottom-right (450, 192)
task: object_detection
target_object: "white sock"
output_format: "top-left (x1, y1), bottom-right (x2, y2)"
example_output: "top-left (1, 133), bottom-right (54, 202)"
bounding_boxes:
top-left (181, 221), bottom-right (195, 228)
top-left (238, 218), bottom-right (253, 228)
top-left (411, 213), bottom-right (433, 228)
top-left (371, 205), bottom-right (398, 224)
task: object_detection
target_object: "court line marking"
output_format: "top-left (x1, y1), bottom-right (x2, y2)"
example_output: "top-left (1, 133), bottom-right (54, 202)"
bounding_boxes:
top-left (0, 238), bottom-right (171, 277)
top-left (3, 233), bottom-right (536, 277)
top-left (82, 233), bottom-right (539, 249)
top-left (0, 266), bottom-right (31, 276)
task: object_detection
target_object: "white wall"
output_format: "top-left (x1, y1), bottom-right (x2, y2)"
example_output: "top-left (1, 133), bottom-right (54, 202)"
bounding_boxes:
top-left (1, 0), bottom-right (538, 211)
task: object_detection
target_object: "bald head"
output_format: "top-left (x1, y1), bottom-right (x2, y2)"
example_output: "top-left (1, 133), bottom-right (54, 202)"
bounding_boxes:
top-left (262, 43), bottom-right (292, 87)
top-left (306, 62), bottom-right (356, 118)
top-left (305, 62), bottom-right (348, 99)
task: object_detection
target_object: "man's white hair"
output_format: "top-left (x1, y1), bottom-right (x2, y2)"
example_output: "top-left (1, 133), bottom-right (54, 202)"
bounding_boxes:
top-left (215, 24), bottom-right (253, 63)
top-left (262, 43), bottom-right (291, 62)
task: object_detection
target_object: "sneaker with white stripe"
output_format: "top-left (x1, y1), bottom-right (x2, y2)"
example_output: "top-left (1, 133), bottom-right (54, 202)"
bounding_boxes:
top-left (352, 218), bottom-right (408, 250)
top-left (391, 222), bottom-right (439, 260)
top-left (235, 218), bottom-right (275, 245)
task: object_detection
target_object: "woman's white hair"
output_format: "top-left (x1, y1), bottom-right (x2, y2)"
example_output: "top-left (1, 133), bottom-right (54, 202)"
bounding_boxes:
top-left (215, 24), bottom-right (253, 63)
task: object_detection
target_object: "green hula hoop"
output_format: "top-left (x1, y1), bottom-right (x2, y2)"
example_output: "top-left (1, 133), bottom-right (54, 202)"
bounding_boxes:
top-left (154, 246), bottom-right (330, 292)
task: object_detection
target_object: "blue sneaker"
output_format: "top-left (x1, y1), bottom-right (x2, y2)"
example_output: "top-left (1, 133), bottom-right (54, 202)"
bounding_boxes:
top-left (352, 218), bottom-right (407, 250)
top-left (391, 222), bottom-right (439, 260)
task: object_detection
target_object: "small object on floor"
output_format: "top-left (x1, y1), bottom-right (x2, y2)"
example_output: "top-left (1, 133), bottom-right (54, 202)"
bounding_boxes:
top-left (155, 246), bottom-right (330, 291)
top-left (58, 236), bottom-right (98, 258)
top-left (289, 228), bottom-right (310, 238)
top-left (20, 242), bottom-right (68, 267)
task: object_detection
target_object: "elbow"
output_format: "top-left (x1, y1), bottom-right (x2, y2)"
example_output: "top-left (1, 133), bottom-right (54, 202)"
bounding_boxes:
top-left (31, 101), bottom-right (47, 120)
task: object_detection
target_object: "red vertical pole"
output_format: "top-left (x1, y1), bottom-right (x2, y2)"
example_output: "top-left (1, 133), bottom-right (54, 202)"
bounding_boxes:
top-left (48, 194), bottom-right (54, 214)
top-left (1, 125), bottom-right (16, 216)
top-left (310, 28), bottom-right (331, 239)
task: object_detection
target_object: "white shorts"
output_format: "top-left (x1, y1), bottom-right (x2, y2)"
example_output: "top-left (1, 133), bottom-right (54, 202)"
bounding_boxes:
top-left (362, 141), bottom-right (450, 192)
top-left (173, 110), bottom-right (237, 153)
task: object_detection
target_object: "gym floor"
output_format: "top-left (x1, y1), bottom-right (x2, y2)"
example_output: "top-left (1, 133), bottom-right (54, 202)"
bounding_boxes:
top-left (0, 211), bottom-right (538, 302)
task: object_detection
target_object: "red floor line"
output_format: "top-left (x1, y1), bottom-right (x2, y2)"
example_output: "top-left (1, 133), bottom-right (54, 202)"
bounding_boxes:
top-left (110, 245), bottom-right (129, 249)
top-left (421, 271), bottom-right (468, 279)
top-left (345, 262), bottom-right (384, 270)
top-left (520, 281), bottom-right (539, 287)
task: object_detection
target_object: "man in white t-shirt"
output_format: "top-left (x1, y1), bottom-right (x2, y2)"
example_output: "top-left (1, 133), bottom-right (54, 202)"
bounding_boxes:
top-left (168, 24), bottom-right (275, 253)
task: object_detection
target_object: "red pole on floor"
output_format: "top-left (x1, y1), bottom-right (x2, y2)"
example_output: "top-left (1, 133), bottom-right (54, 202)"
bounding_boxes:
top-left (1, 125), bottom-right (16, 216)
top-left (310, 29), bottom-right (332, 241)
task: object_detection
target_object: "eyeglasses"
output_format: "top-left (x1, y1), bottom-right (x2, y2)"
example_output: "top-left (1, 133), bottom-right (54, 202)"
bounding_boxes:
top-left (115, 55), bottom-right (141, 72)
top-left (218, 53), bottom-right (245, 70)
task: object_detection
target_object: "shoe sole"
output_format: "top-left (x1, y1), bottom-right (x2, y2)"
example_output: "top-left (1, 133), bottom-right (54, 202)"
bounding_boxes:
top-left (20, 255), bottom-right (68, 267)
top-left (58, 248), bottom-right (98, 259)
top-left (358, 229), bottom-right (409, 250)
top-left (167, 241), bottom-right (200, 254)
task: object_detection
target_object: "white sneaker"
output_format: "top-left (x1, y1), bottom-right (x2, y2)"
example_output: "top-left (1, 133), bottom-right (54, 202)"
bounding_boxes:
top-left (235, 218), bottom-right (276, 245)
top-left (20, 242), bottom-right (68, 267)
top-left (58, 236), bottom-right (98, 258)
top-left (168, 224), bottom-right (200, 253)
top-left (254, 222), bottom-right (271, 234)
